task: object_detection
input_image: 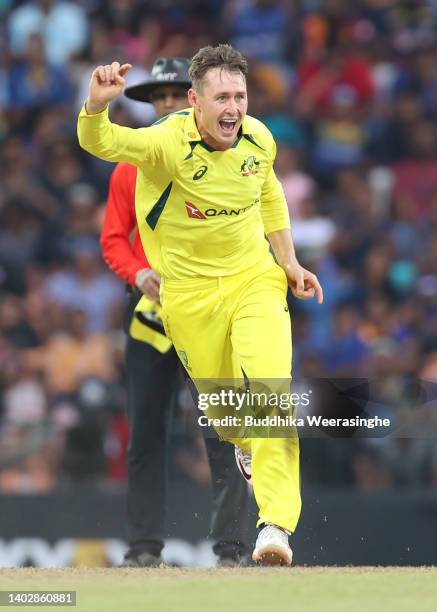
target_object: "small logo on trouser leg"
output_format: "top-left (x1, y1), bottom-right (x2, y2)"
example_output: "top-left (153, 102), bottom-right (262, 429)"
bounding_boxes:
top-left (178, 350), bottom-right (192, 371)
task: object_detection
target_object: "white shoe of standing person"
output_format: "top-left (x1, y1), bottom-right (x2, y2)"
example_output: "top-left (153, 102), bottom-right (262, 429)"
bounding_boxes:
top-left (252, 524), bottom-right (293, 566)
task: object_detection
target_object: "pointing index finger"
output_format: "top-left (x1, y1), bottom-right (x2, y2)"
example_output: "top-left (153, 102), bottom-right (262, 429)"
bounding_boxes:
top-left (306, 272), bottom-right (323, 305)
top-left (119, 63), bottom-right (133, 76)
top-left (314, 279), bottom-right (324, 304)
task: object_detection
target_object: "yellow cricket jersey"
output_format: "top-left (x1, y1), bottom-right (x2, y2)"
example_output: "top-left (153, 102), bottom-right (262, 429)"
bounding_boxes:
top-left (78, 105), bottom-right (290, 279)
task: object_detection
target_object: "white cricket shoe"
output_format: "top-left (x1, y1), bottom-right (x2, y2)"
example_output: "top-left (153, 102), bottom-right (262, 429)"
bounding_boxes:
top-left (252, 524), bottom-right (293, 566)
top-left (234, 446), bottom-right (252, 482)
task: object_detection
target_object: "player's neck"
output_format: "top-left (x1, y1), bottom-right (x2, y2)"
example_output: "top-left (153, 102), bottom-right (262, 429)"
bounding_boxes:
top-left (200, 132), bottom-right (232, 151)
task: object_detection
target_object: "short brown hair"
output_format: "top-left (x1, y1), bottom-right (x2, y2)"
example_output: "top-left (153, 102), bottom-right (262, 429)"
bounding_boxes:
top-left (189, 44), bottom-right (248, 91)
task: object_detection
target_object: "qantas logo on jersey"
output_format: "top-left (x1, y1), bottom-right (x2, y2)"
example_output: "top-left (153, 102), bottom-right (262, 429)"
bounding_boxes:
top-left (185, 201), bottom-right (255, 219)
top-left (205, 203), bottom-right (255, 217)
top-left (185, 201), bottom-right (206, 219)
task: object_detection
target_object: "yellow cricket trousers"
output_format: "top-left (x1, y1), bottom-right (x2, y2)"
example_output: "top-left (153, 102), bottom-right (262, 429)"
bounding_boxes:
top-left (161, 257), bottom-right (301, 533)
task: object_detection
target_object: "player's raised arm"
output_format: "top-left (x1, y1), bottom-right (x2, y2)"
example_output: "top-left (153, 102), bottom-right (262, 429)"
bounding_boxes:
top-left (77, 62), bottom-right (164, 167)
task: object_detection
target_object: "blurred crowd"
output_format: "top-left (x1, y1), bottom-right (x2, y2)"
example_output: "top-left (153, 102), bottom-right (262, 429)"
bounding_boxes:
top-left (0, 0), bottom-right (436, 494)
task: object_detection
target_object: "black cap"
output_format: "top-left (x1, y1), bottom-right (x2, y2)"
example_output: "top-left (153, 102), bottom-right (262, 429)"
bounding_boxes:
top-left (124, 57), bottom-right (191, 103)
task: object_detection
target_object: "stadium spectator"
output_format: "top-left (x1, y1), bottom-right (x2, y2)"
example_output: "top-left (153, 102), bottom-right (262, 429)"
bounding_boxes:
top-left (8, 0), bottom-right (88, 67)
top-left (7, 33), bottom-right (71, 113)
top-left (224, 0), bottom-right (289, 63)
top-left (392, 119), bottom-right (437, 221)
top-left (274, 145), bottom-right (315, 219)
top-left (43, 238), bottom-right (124, 334)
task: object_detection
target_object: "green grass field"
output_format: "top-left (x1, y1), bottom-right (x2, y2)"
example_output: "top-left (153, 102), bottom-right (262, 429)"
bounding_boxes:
top-left (1, 567), bottom-right (436, 612)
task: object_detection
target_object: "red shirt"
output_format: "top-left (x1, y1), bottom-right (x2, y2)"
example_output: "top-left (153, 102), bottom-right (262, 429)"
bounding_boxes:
top-left (298, 55), bottom-right (374, 112)
top-left (100, 162), bottom-right (150, 286)
top-left (393, 158), bottom-right (437, 221)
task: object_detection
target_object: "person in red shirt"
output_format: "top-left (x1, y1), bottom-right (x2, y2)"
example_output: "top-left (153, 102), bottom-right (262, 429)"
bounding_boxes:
top-left (100, 58), bottom-right (248, 567)
top-left (296, 46), bottom-right (374, 117)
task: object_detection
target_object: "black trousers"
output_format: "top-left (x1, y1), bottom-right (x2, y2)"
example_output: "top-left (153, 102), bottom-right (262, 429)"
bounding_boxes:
top-left (124, 292), bottom-right (248, 559)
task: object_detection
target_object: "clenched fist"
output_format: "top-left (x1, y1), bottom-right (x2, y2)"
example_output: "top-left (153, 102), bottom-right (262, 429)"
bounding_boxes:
top-left (86, 61), bottom-right (132, 115)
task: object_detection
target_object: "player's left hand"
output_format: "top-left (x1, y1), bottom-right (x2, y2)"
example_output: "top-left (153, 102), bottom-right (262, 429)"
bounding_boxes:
top-left (282, 261), bottom-right (323, 304)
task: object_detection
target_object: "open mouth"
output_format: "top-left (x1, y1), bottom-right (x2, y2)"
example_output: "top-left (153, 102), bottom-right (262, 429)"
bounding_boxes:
top-left (219, 119), bottom-right (237, 134)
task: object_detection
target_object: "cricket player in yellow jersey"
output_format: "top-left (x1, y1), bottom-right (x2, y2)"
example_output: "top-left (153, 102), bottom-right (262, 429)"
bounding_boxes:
top-left (78, 44), bottom-right (323, 566)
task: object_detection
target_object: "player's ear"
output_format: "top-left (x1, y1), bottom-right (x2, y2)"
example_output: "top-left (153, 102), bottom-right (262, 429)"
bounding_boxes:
top-left (188, 88), bottom-right (199, 109)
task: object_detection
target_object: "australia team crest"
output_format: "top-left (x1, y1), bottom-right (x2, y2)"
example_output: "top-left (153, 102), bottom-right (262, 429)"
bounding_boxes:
top-left (240, 155), bottom-right (260, 176)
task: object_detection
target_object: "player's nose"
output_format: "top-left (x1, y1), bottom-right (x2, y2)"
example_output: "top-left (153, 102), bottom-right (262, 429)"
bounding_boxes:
top-left (224, 99), bottom-right (239, 116)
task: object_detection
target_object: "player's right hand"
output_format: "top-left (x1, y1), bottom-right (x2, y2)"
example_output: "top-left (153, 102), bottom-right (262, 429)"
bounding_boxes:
top-left (86, 62), bottom-right (132, 114)
top-left (283, 261), bottom-right (324, 304)
top-left (135, 268), bottom-right (161, 302)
